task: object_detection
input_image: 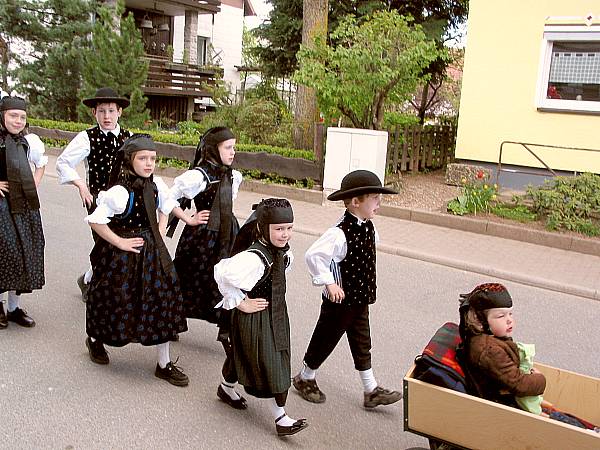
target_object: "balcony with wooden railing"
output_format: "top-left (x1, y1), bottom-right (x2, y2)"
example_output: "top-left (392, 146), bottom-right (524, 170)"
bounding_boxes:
top-left (142, 55), bottom-right (217, 98)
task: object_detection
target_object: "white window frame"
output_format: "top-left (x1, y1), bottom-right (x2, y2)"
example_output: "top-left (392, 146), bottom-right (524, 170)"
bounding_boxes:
top-left (536, 26), bottom-right (600, 114)
top-left (197, 35), bottom-right (210, 66)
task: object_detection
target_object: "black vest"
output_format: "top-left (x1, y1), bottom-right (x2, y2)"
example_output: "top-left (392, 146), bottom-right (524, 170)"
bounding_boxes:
top-left (109, 183), bottom-right (158, 232)
top-left (86, 126), bottom-right (129, 195)
top-left (191, 162), bottom-right (226, 211)
top-left (334, 211), bottom-right (377, 306)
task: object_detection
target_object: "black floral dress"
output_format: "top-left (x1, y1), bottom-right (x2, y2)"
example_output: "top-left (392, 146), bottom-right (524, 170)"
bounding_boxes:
top-left (0, 134), bottom-right (45, 294)
top-left (86, 179), bottom-right (187, 346)
top-left (173, 163), bottom-right (240, 323)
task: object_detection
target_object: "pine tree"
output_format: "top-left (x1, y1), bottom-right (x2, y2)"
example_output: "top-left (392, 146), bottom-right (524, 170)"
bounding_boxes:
top-left (79, 0), bottom-right (149, 128)
top-left (0, 0), bottom-right (94, 120)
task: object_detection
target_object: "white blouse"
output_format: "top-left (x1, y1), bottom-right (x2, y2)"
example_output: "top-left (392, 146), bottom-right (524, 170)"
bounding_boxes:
top-left (24, 134), bottom-right (48, 168)
top-left (163, 168), bottom-right (243, 213)
top-left (305, 212), bottom-right (379, 286)
top-left (55, 125), bottom-right (127, 185)
top-left (214, 248), bottom-right (294, 310)
top-left (85, 176), bottom-right (171, 224)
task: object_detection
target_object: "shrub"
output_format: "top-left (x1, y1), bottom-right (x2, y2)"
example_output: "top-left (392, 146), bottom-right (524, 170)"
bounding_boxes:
top-left (526, 173), bottom-right (600, 236)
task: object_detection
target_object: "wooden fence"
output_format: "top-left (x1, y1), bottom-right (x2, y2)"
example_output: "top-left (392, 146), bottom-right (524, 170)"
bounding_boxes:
top-left (386, 124), bottom-right (456, 173)
top-left (30, 126), bottom-right (321, 182)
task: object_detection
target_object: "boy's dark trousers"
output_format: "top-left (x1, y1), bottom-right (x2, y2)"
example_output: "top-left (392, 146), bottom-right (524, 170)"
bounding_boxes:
top-left (303, 299), bottom-right (372, 371)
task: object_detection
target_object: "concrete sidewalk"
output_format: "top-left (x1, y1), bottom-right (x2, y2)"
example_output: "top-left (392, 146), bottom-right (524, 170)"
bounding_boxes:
top-left (43, 152), bottom-right (600, 302)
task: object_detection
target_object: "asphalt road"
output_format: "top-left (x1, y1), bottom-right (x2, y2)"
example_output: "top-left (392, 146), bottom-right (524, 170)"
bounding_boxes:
top-left (1, 178), bottom-right (598, 450)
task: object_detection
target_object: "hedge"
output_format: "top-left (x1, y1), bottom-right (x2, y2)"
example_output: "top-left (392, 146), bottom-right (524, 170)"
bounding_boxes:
top-left (27, 118), bottom-right (315, 161)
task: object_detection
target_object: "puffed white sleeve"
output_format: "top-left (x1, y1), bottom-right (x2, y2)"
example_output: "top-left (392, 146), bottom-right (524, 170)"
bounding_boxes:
top-left (232, 169), bottom-right (243, 200)
top-left (164, 169), bottom-right (209, 211)
top-left (214, 251), bottom-right (266, 310)
top-left (84, 185), bottom-right (129, 224)
top-left (153, 176), bottom-right (173, 215)
top-left (25, 134), bottom-right (48, 168)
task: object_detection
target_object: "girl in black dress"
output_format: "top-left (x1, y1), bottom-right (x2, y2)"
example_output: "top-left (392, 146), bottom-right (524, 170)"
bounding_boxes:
top-left (0, 96), bottom-right (46, 329)
top-left (214, 198), bottom-right (308, 437)
top-left (84, 134), bottom-right (204, 386)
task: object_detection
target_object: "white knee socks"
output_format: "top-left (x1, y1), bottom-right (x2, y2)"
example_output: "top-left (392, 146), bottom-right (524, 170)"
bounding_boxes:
top-left (83, 267), bottom-right (93, 284)
top-left (7, 291), bottom-right (20, 312)
top-left (268, 398), bottom-right (295, 426)
top-left (221, 379), bottom-right (241, 400)
top-left (359, 368), bottom-right (378, 393)
top-left (156, 342), bottom-right (170, 368)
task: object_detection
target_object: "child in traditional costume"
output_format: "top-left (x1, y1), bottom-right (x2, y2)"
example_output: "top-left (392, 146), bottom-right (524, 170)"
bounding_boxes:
top-left (84, 134), bottom-right (204, 386)
top-left (56, 87), bottom-right (132, 300)
top-left (167, 126), bottom-right (242, 324)
top-left (0, 96), bottom-right (46, 328)
top-left (293, 170), bottom-right (402, 408)
top-left (214, 198), bottom-right (308, 437)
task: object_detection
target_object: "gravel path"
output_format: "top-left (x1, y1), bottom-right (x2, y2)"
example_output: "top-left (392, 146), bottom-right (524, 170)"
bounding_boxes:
top-left (383, 169), bottom-right (460, 211)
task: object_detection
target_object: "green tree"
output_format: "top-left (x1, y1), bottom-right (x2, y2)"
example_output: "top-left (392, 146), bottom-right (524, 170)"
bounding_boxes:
top-left (79, 0), bottom-right (149, 127)
top-left (295, 10), bottom-right (441, 130)
top-left (0, 0), bottom-right (94, 120)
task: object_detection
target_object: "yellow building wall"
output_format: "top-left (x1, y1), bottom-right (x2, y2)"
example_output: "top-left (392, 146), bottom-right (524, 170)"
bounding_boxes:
top-left (455, 0), bottom-right (600, 173)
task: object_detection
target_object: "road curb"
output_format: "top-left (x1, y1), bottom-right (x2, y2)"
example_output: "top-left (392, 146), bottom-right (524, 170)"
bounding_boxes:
top-left (45, 146), bottom-right (600, 258)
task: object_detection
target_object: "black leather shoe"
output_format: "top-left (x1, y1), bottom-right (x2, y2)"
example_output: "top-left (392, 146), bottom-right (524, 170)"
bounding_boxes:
top-left (6, 307), bottom-right (35, 328)
top-left (0, 304), bottom-right (7, 329)
top-left (275, 416), bottom-right (308, 437)
top-left (86, 337), bottom-right (109, 364)
top-left (217, 384), bottom-right (248, 410)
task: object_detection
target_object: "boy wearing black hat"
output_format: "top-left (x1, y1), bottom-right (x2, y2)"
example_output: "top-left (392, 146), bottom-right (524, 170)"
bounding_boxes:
top-left (56, 87), bottom-right (131, 299)
top-left (293, 169), bottom-right (402, 408)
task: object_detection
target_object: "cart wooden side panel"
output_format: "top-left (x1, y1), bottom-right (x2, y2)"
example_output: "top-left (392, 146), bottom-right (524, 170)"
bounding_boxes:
top-left (404, 364), bottom-right (600, 450)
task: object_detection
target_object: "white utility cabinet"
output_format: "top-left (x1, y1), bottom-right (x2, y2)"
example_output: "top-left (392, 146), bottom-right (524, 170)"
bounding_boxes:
top-left (323, 127), bottom-right (388, 197)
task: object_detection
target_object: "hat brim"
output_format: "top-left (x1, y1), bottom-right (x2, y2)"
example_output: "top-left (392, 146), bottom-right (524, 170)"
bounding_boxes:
top-left (82, 97), bottom-right (130, 109)
top-left (327, 185), bottom-right (397, 201)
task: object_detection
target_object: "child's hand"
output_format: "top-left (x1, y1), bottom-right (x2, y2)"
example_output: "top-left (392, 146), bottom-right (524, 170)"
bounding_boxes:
top-left (0, 181), bottom-right (8, 197)
top-left (187, 209), bottom-right (210, 226)
top-left (237, 296), bottom-right (269, 313)
top-left (326, 283), bottom-right (345, 303)
top-left (117, 237), bottom-right (144, 253)
top-left (78, 184), bottom-right (94, 208)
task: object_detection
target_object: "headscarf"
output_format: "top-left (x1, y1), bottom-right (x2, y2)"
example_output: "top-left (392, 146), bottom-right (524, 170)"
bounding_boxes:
top-left (167, 127), bottom-right (236, 254)
top-left (109, 134), bottom-right (173, 273)
top-left (0, 96), bottom-right (39, 213)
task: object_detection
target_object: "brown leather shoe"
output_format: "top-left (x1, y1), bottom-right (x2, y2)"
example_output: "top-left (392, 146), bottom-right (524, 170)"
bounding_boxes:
top-left (6, 307), bottom-right (35, 328)
top-left (292, 374), bottom-right (326, 403)
top-left (0, 304), bottom-right (7, 329)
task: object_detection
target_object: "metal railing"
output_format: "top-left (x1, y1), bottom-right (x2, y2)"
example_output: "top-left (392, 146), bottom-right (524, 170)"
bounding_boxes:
top-left (497, 141), bottom-right (600, 186)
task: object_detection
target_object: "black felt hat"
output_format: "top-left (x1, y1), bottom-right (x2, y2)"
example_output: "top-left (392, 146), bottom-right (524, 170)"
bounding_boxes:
top-left (327, 169), bottom-right (397, 201)
top-left (82, 87), bottom-right (130, 109)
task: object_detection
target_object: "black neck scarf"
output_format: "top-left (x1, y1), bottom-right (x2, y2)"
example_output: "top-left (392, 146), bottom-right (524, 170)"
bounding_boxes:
top-left (131, 175), bottom-right (174, 274)
top-left (263, 240), bottom-right (290, 352)
top-left (206, 165), bottom-right (234, 259)
top-left (3, 134), bottom-right (40, 213)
